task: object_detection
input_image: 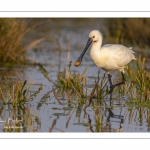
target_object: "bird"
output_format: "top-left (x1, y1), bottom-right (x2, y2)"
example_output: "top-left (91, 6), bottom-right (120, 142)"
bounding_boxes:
top-left (74, 30), bottom-right (136, 93)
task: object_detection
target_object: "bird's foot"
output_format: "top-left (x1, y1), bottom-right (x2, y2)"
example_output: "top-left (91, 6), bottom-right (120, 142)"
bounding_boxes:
top-left (109, 80), bottom-right (125, 94)
top-left (109, 85), bottom-right (116, 94)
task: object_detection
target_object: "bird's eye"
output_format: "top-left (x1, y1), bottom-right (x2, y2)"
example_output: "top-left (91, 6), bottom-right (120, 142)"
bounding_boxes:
top-left (93, 36), bottom-right (95, 38)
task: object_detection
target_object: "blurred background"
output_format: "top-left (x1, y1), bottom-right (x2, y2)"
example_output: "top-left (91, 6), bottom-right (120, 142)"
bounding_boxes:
top-left (1, 18), bottom-right (149, 65)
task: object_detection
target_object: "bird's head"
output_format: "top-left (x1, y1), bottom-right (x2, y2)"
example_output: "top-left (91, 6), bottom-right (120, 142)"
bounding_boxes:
top-left (89, 30), bottom-right (103, 44)
top-left (74, 30), bottom-right (103, 67)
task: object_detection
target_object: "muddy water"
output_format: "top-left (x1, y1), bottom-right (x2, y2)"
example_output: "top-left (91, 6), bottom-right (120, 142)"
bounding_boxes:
top-left (0, 19), bottom-right (150, 132)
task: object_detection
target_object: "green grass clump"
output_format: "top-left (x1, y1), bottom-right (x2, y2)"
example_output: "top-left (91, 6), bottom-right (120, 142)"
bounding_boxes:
top-left (39, 55), bottom-right (150, 108)
top-left (94, 72), bottom-right (109, 99)
top-left (39, 61), bottom-right (89, 98)
top-left (56, 65), bottom-right (88, 97)
top-left (0, 79), bottom-right (42, 107)
top-left (0, 18), bottom-right (47, 63)
top-left (85, 71), bottom-right (109, 108)
top-left (118, 56), bottom-right (150, 105)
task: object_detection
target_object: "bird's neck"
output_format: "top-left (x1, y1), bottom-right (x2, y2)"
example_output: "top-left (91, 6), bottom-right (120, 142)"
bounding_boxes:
top-left (91, 39), bottom-right (102, 52)
top-left (90, 40), bottom-right (102, 62)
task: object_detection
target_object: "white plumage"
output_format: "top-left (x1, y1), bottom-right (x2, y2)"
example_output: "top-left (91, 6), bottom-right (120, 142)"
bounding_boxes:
top-left (89, 30), bottom-right (136, 73)
top-left (75, 30), bottom-right (136, 93)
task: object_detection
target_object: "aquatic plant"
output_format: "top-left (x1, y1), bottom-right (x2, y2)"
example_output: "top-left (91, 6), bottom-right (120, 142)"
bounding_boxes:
top-left (0, 79), bottom-right (42, 107)
top-left (85, 71), bottom-right (109, 109)
top-left (2, 106), bottom-right (41, 132)
top-left (39, 61), bottom-right (89, 98)
top-left (117, 56), bottom-right (150, 106)
top-left (39, 54), bottom-right (150, 108)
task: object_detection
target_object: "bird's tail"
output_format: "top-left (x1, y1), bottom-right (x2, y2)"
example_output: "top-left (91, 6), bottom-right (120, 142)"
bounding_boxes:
top-left (129, 47), bottom-right (137, 60)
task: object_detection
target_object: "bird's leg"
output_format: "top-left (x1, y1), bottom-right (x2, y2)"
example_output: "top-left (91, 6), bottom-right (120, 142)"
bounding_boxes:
top-left (108, 72), bottom-right (125, 93)
top-left (108, 74), bottom-right (113, 87)
top-left (115, 72), bottom-right (126, 86)
top-left (108, 73), bottom-right (114, 93)
top-left (110, 92), bottom-right (112, 106)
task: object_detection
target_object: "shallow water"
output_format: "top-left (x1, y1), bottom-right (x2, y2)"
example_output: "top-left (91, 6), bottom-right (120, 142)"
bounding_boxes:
top-left (0, 18), bottom-right (150, 132)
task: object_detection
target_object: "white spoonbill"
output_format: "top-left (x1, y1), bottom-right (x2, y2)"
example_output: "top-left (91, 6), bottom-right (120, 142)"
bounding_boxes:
top-left (74, 30), bottom-right (136, 93)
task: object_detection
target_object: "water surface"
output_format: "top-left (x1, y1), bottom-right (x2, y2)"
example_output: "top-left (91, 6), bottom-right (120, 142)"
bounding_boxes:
top-left (0, 19), bottom-right (150, 132)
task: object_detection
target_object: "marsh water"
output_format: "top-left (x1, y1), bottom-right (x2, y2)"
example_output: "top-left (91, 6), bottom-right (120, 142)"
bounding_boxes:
top-left (0, 19), bottom-right (150, 132)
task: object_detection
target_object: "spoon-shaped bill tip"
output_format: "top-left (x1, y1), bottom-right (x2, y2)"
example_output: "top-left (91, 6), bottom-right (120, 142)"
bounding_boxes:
top-left (74, 37), bottom-right (92, 67)
top-left (74, 61), bottom-right (81, 67)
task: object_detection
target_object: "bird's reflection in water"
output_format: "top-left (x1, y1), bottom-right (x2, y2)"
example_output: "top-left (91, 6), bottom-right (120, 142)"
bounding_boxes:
top-left (85, 93), bottom-right (124, 132)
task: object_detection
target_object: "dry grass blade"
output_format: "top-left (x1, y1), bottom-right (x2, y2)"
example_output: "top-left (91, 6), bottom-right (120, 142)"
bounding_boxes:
top-left (66, 116), bottom-right (71, 129)
top-left (38, 63), bottom-right (57, 86)
top-left (0, 88), bottom-right (6, 104)
top-left (20, 37), bottom-right (46, 53)
top-left (49, 116), bottom-right (59, 132)
top-left (84, 77), bottom-right (101, 109)
top-left (24, 19), bottom-right (51, 35)
top-left (79, 65), bottom-right (89, 81)
top-left (84, 83), bottom-right (97, 109)
top-left (67, 79), bottom-right (82, 97)
top-left (52, 87), bottom-right (68, 109)
top-left (30, 85), bottom-right (43, 98)
top-left (66, 108), bottom-right (75, 128)
top-left (0, 18), bottom-right (51, 63)
top-left (66, 91), bottom-right (72, 103)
